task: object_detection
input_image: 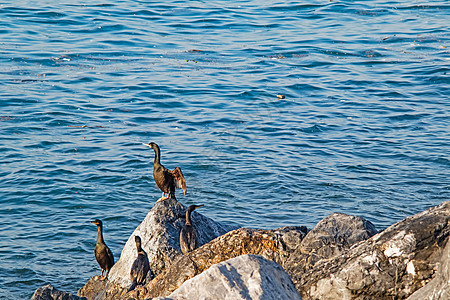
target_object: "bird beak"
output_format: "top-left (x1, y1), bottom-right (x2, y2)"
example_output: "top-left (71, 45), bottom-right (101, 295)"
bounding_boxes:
top-left (90, 221), bottom-right (95, 224)
top-left (195, 205), bottom-right (205, 210)
top-left (142, 143), bottom-right (150, 147)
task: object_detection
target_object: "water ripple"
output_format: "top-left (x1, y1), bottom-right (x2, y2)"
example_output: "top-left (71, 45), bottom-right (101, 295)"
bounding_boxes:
top-left (1, 0), bottom-right (449, 299)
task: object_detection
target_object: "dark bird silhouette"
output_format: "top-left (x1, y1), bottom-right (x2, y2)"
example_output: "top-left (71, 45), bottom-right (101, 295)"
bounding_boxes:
top-left (143, 142), bottom-right (187, 203)
top-left (127, 236), bottom-right (150, 293)
top-left (180, 204), bottom-right (204, 254)
top-left (90, 219), bottom-right (114, 279)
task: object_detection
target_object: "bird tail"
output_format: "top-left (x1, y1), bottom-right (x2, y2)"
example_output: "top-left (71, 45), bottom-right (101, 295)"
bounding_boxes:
top-left (127, 279), bottom-right (138, 293)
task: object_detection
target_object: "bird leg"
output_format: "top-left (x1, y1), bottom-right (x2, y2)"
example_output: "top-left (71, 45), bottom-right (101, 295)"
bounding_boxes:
top-left (156, 192), bottom-right (169, 204)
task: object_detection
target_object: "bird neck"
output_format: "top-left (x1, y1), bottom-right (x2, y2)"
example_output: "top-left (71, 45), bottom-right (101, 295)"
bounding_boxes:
top-left (153, 146), bottom-right (161, 166)
top-left (136, 243), bottom-right (142, 253)
top-left (96, 225), bottom-right (105, 244)
top-left (186, 209), bottom-right (193, 226)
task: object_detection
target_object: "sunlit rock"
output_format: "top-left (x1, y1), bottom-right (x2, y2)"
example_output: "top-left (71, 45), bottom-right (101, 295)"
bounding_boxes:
top-left (155, 254), bottom-right (301, 300)
top-left (33, 200), bottom-right (450, 300)
top-left (141, 226), bottom-right (307, 299)
top-left (292, 202), bottom-right (450, 299)
top-left (77, 198), bottom-right (236, 299)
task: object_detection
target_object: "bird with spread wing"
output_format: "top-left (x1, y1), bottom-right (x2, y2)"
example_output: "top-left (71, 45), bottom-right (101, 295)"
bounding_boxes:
top-left (143, 142), bottom-right (187, 203)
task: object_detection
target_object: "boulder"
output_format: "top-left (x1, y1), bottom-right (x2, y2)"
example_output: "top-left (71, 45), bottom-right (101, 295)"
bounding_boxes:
top-left (77, 198), bottom-right (236, 300)
top-left (32, 284), bottom-right (87, 300)
top-left (407, 231), bottom-right (450, 300)
top-left (76, 276), bottom-right (117, 300)
top-left (300, 213), bottom-right (377, 259)
top-left (281, 213), bottom-right (377, 276)
top-left (291, 201), bottom-right (450, 299)
top-left (140, 226), bottom-right (307, 299)
top-left (156, 254), bottom-right (301, 300)
top-left (35, 200), bottom-right (450, 300)
top-left (140, 212), bottom-right (375, 299)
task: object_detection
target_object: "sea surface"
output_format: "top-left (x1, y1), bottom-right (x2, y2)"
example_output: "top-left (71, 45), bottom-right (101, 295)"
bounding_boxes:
top-left (0, 0), bottom-right (449, 298)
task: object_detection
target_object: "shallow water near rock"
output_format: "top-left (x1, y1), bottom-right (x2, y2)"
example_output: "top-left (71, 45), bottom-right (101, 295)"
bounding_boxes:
top-left (0, 1), bottom-right (449, 299)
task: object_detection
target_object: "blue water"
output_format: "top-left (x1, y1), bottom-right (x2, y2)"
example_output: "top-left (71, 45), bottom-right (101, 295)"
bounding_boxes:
top-left (0, 0), bottom-right (449, 298)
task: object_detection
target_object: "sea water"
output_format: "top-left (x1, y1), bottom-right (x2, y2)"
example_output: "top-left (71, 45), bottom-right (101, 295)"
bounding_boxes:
top-left (0, 1), bottom-right (449, 298)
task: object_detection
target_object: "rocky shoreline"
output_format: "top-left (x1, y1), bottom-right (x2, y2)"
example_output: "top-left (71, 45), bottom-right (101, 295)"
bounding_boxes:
top-left (32, 200), bottom-right (449, 300)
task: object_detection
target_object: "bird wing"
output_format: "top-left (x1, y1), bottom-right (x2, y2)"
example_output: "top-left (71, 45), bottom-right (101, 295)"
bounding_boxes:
top-left (106, 246), bottom-right (114, 265)
top-left (169, 167), bottom-right (187, 195)
top-left (130, 253), bottom-right (150, 284)
top-left (189, 229), bottom-right (199, 251)
top-left (180, 228), bottom-right (189, 254)
top-left (130, 259), bottom-right (138, 278)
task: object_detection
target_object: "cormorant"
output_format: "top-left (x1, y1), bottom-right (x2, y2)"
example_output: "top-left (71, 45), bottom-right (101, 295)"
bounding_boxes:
top-left (127, 235), bottom-right (150, 292)
top-left (90, 219), bottom-right (114, 279)
top-left (143, 142), bottom-right (187, 203)
top-left (180, 204), bottom-right (204, 254)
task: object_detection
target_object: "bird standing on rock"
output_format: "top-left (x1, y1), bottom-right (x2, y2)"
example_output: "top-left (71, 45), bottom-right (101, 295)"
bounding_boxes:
top-left (180, 204), bottom-right (204, 254)
top-left (143, 142), bottom-right (187, 203)
top-left (127, 235), bottom-right (150, 293)
top-left (90, 219), bottom-right (114, 279)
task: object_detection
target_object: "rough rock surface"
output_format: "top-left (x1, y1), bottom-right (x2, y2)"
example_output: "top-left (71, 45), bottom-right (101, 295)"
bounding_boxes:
top-left (76, 276), bottom-right (109, 300)
top-left (300, 213), bottom-right (377, 259)
top-left (35, 201), bottom-right (450, 300)
top-left (291, 202), bottom-right (450, 299)
top-left (280, 213), bottom-right (377, 280)
top-left (140, 213), bottom-right (375, 299)
top-left (407, 232), bottom-right (450, 300)
top-left (32, 284), bottom-right (87, 300)
top-left (156, 254), bottom-right (301, 300)
top-left (141, 226), bottom-right (308, 299)
top-left (77, 198), bottom-right (236, 300)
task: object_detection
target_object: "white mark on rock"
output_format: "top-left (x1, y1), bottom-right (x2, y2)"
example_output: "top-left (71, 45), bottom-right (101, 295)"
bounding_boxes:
top-left (406, 260), bottom-right (415, 276)
top-left (382, 231), bottom-right (416, 259)
top-left (384, 245), bottom-right (402, 258)
top-left (362, 252), bottom-right (379, 265)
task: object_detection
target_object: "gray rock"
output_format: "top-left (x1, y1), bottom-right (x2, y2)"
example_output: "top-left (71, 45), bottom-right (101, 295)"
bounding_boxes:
top-left (291, 201), bottom-right (450, 299)
top-left (281, 213), bottom-right (377, 284)
top-left (300, 212), bottom-right (377, 260)
top-left (32, 284), bottom-right (87, 300)
top-left (157, 254), bottom-right (301, 300)
top-left (36, 200), bottom-right (450, 300)
top-left (141, 211), bottom-right (375, 299)
top-left (142, 227), bottom-right (307, 298)
top-left (407, 229), bottom-right (450, 300)
top-left (272, 226), bottom-right (308, 253)
top-left (78, 198), bottom-right (236, 299)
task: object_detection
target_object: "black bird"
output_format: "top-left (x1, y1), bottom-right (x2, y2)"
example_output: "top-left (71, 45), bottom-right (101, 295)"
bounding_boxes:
top-left (127, 236), bottom-right (150, 293)
top-left (180, 204), bottom-right (204, 254)
top-left (90, 219), bottom-right (114, 279)
top-left (143, 142), bottom-right (187, 203)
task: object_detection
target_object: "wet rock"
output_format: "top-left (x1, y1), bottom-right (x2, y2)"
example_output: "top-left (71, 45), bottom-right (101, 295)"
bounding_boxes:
top-left (156, 254), bottom-right (301, 300)
top-left (77, 198), bottom-right (236, 300)
top-left (141, 226), bottom-right (307, 298)
top-left (291, 202), bottom-right (450, 299)
top-left (32, 284), bottom-right (87, 300)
